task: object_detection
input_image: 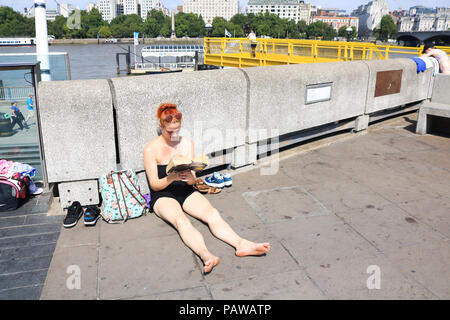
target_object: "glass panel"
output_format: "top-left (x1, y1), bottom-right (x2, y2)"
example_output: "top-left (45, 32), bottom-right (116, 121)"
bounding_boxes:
top-left (0, 53), bottom-right (69, 184)
top-left (0, 53), bottom-right (69, 81)
top-left (0, 67), bottom-right (42, 181)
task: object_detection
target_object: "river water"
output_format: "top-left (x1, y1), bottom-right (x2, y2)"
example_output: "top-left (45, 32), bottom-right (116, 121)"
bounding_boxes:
top-left (0, 43), bottom-right (152, 80)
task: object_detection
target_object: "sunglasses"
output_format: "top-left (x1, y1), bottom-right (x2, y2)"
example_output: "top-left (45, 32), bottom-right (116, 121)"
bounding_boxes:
top-left (163, 112), bottom-right (182, 122)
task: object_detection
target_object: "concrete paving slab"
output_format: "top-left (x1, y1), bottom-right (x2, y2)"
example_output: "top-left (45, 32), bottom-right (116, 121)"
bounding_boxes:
top-left (0, 285), bottom-right (43, 300)
top-left (209, 269), bottom-right (326, 300)
top-left (56, 219), bottom-right (100, 248)
top-left (0, 243), bottom-right (57, 261)
top-left (0, 269), bottom-right (48, 291)
top-left (187, 223), bottom-right (300, 286)
top-left (268, 215), bottom-right (380, 269)
top-left (99, 213), bottom-right (176, 244)
top-left (97, 234), bottom-right (204, 300)
top-left (279, 150), bottom-right (354, 185)
top-left (304, 253), bottom-right (437, 300)
top-left (242, 185), bottom-right (331, 223)
top-left (41, 245), bottom-right (98, 300)
top-left (303, 179), bottom-right (392, 216)
top-left (336, 204), bottom-right (447, 253)
top-left (204, 191), bottom-right (265, 229)
top-left (396, 197), bottom-right (450, 238)
top-left (126, 285), bottom-right (212, 300)
top-left (382, 239), bottom-right (450, 299)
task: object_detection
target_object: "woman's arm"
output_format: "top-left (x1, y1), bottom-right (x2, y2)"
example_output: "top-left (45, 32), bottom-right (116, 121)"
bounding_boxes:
top-left (144, 142), bottom-right (179, 191)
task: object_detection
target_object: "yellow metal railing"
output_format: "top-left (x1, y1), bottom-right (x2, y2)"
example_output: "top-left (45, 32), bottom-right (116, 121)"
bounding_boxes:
top-left (204, 37), bottom-right (450, 68)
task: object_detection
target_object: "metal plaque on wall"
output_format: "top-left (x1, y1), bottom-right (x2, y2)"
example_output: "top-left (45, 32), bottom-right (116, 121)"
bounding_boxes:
top-left (374, 70), bottom-right (403, 97)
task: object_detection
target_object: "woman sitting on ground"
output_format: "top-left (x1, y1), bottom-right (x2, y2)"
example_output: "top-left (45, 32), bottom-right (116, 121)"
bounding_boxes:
top-left (144, 103), bottom-right (270, 273)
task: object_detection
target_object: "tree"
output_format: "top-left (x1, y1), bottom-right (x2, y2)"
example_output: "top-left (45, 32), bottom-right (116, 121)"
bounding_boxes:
top-left (48, 15), bottom-right (67, 39)
top-left (0, 6), bottom-right (35, 37)
top-left (98, 25), bottom-right (112, 38)
top-left (338, 25), bottom-right (357, 40)
top-left (306, 21), bottom-right (337, 40)
top-left (375, 15), bottom-right (397, 41)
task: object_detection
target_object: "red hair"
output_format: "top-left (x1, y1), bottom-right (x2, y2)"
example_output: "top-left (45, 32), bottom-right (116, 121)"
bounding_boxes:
top-left (156, 103), bottom-right (182, 125)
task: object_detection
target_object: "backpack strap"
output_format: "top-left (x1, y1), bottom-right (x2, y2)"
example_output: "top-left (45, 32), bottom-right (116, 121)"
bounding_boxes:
top-left (118, 173), bottom-right (147, 207)
top-left (110, 172), bottom-right (127, 223)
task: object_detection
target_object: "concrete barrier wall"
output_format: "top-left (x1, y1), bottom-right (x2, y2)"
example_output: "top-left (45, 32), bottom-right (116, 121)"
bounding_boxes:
top-left (431, 74), bottom-right (450, 104)
top-left (244, 61), bottom-right (370, 142)
top-left (37, 58), bottom-right (436, 207)
top-left (110, 68), bottom-right (248, 172)
top-left (38, 79), bottom-right (116, 183)
top-left (364, 59), bottom-right (433, 114)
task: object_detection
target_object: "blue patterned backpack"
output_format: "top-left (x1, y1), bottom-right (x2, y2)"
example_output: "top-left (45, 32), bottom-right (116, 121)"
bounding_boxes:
top-left (99, 170), bottom-right (148, 223)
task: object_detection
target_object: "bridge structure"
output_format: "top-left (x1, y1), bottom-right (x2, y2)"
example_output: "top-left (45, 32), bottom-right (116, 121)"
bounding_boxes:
top-left (203, 37), bottom-right (450, 68)
top-left (397, 31), bottom-right (450, 46)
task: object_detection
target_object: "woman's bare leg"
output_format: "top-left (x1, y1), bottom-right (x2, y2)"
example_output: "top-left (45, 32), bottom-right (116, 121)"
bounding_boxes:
top-left (153, 197), bottom-right (220, 273)
top-left (182, 192), bottom-right (270, 256)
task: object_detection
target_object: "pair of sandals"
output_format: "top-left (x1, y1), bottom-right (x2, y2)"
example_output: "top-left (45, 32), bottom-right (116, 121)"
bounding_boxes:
top-left (194, 178), bottom-right (221, 194)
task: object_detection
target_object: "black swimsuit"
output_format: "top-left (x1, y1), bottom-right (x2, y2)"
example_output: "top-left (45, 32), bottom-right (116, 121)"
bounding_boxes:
top-left (149, 164), bottom-right (197, 212)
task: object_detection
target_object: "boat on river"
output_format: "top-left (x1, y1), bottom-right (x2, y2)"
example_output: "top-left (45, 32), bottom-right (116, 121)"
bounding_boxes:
top-left (0, 36), bottom-right (55, 47)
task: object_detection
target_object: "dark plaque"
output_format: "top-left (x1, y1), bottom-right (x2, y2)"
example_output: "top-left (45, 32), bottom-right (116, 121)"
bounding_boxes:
top-left (374, 70), bottom-right (403, 97)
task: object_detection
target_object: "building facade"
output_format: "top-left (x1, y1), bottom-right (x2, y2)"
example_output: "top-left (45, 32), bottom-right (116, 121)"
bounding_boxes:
top-left (98, 0), bottom-right (117, 22)
top-left (311, 16), bottom-right (359, 32)
top-left (315, 8), bottom-right (347, 17)
top-left (183, 0), bottom-right (238, 24)
top-left (141, 0), bottom-right (163, 20)
top-left (351, 0), bottom-right (389, 37)
top-left (122, 0), bottom-right (138, 15)
top-left (57, 3), bottom-right (78, 18)
top-left (247, 0), bottom-right (312, 24)
top-left (398, 8), bottom-right (450, 32)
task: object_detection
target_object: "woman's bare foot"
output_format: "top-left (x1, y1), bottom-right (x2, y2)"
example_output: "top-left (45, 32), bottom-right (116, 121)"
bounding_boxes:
top-left (235, 239), bottom-right (271, 257)
top-left (202, 254), bottom-right (220, 273)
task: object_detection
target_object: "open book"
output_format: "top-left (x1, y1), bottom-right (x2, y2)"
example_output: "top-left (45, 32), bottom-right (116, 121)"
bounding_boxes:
top-left (166, 154), bottom-right (210, 175)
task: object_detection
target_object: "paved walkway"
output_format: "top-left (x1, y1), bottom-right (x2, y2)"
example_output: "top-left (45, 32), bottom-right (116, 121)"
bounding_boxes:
top-left (39, 114), bottom-right (450, 300)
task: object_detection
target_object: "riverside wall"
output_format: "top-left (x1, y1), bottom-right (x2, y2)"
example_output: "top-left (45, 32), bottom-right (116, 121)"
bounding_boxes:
top-left (37, 58), bottom-right (439, 208)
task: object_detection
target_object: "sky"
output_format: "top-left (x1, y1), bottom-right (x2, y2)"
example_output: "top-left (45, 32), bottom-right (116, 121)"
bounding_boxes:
top-left (2, 0), bottom-right (449, 14)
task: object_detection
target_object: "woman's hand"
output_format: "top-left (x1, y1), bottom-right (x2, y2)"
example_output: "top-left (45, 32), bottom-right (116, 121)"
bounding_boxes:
top-left (177, 170), bottom-right (196, 185)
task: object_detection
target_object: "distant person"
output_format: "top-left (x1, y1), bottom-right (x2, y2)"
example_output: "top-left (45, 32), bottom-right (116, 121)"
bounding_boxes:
top-left (25, 94), bottom-right (35, 124)
top-left (422, 44), bottom-right (450, 74)
top-left (247, 30), bottom-right (257, 58)
top-left (10, 101), bottom-right (28, 131)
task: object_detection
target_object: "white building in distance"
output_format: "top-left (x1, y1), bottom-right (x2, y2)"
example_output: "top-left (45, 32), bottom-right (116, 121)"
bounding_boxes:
top-left (141, 0), bottom-right (164, 21)
top-left (398, 7), bottom-right (450, 32)
top-left (247, 0), bottom-right (313, 24)
top-left (183, 0), bottom-right (239, 24)
top-left (87, 3), bottom-right (97, 12)
top-left (122, 0), bottom-right (138, 15)
top-left (57, 3), bottom-right (79, 17)
top-left (98, 0), bottom-right (117, 22)
top-left (351, 0), bottom-right (389, 37)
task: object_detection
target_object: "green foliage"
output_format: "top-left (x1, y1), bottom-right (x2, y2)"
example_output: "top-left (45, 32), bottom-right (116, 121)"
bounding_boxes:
top-left (306, 21), bottom-right (337, 40)
top-left (0, 6), bottom-right (35, 37)
top-left (0, 6), bottom-right (345, 41)
top-left (338, 25), bottom-right (357, 39)
top-left (374, 15), bottom-right (397, 41)
top-left (98, 25), bottom-right (112, 38)
top-left (175, 12), bottom-right (205, 37)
